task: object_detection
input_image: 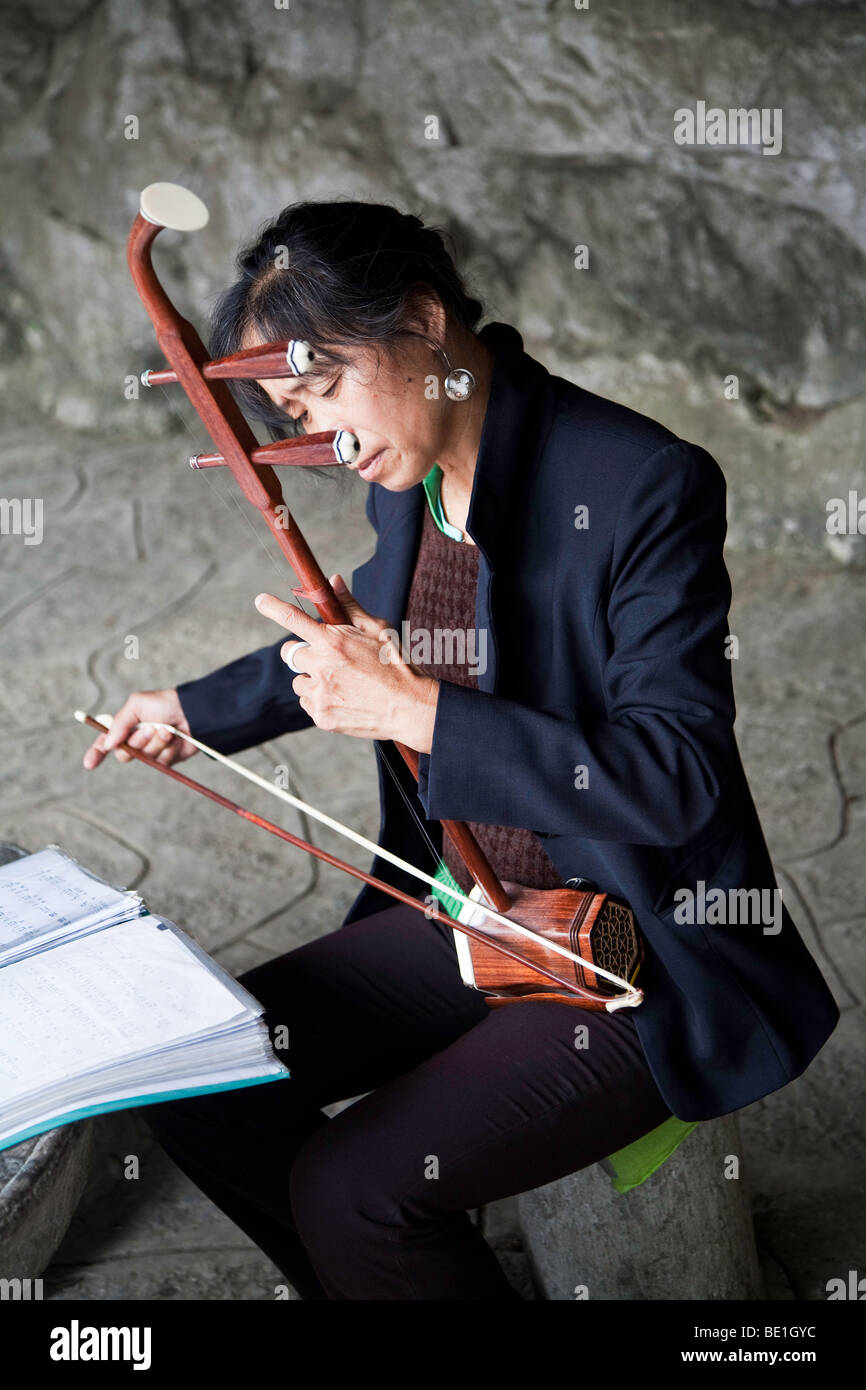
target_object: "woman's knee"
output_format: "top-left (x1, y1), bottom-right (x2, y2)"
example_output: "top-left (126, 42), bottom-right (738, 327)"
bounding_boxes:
top-left (290, 1127), bottom-right (355, 1227)
top-left (139, 1091), bottom-right (227, 1152)
top-left (141, 1073), bottom-right (284, 1155)
top-left (289, 1126), bottom-right (400, 1269)
top-left (236, 953), bottom-right (297, 1021)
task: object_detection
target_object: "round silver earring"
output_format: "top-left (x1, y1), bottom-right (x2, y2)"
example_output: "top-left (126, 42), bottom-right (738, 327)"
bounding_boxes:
top-left (434, 344), bottom-right (476, 402)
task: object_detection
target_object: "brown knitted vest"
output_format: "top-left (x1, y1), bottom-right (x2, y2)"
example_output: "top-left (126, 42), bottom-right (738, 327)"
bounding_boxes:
top-left (405, 504), bottom-right (563, 895)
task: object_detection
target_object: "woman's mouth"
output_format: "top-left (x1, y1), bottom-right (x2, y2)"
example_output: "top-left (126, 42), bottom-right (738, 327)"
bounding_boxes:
top-left (359, 448), bottom-right (386, 480)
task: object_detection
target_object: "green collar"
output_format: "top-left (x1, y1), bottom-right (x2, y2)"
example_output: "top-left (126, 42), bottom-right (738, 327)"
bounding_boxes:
top-left (422, 464), bottom-right (466, 542)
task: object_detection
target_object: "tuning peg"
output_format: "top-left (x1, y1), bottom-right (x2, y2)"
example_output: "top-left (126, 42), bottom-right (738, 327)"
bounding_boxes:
top-left (286, 340), bottom-right (315, 375)
top-left (332, 428), bottom-right (360, 465)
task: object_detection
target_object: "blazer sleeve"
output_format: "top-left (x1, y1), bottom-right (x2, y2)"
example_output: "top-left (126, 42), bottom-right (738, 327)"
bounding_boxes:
top-left (415, 440), bottom-right (737, 847)
top-left (176, 636), bottom-right (314, 755)
top-left (174, 485), bottom-right (382, 755)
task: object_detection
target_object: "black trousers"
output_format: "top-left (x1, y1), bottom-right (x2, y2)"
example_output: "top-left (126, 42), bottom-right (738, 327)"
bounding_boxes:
top-left (140, 902), bottom-right (672, 1300)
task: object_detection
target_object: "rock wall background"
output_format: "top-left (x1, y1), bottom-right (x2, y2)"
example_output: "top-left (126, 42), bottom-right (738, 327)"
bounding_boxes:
top-left (1, 0), bottom-right (865, 558)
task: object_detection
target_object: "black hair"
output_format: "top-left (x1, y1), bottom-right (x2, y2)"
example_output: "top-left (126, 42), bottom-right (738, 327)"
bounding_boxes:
top-left (209, 199), bottom-right (485, 442)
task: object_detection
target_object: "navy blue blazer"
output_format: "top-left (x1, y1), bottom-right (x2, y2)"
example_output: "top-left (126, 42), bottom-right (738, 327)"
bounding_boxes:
top-left (177, 320), bottom-right (839, 1122)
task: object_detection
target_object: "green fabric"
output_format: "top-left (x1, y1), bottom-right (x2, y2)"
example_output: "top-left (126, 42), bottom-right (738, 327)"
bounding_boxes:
top-left (422, 464), bottom-right (465, 541)
top-left (603, 1116), bottom-right (699, 1194)
top-left (429, 860), bottom-right (698, 1193)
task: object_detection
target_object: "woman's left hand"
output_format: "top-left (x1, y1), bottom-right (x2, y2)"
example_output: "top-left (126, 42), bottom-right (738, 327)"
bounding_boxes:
top-left (254, 574), bottom-right (440, 753)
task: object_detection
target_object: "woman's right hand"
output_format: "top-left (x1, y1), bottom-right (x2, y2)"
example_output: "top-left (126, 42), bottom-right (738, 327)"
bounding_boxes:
top-left (82, 689), bottom-right (196, 771)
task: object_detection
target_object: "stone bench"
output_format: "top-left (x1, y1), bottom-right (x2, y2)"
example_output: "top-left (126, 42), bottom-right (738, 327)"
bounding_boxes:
top-left (514, 1111), bottom-right (766, 1299)
top-left (0, 843), bottom-right (95, 1285)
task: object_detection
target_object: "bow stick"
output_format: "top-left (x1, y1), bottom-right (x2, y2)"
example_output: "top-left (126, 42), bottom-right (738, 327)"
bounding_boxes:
top-left (74, 712), bottom-right (640, 1009)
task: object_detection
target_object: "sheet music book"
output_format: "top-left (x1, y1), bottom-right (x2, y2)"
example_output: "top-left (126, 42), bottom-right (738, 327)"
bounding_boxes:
top-left (0, 847), bottom-right (289, 1153)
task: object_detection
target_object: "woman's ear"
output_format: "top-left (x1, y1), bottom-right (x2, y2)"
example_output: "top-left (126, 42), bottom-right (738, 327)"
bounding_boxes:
top-left (404, 285), bottom-right (448, 350)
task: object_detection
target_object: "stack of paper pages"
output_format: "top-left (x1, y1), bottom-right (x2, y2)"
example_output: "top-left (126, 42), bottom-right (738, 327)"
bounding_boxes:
top-left (0, 847), bottom-right (289, 1153)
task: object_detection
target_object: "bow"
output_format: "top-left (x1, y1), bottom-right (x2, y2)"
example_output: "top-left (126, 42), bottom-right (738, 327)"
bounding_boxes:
top-left (73, 711), bottom-right (635, 1005)
top-left (92, 180), bottom-right (643, 1012)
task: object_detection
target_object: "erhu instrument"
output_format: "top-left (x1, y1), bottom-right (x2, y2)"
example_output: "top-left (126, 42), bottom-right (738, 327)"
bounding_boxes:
top-left (79, 180), bottom-right (644, 1013)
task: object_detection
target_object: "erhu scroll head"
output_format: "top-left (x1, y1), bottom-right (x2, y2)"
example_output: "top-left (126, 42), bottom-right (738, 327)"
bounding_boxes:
top-left (138, 182), bottom-right (210, 233)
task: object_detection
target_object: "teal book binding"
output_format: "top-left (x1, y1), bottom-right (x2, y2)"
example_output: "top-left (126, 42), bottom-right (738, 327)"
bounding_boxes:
top-left (0, 1072), bottom-right (290, 1155)
top-left (428, 860), bottom-right (698, 1192)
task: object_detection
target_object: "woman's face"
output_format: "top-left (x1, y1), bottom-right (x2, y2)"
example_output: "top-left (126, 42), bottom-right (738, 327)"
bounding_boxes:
top-left (249, 328), bottom-right (452, 491)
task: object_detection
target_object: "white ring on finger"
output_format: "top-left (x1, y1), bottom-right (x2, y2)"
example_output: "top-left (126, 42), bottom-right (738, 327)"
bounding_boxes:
top-left (286, 640), bottom-right (310, 674)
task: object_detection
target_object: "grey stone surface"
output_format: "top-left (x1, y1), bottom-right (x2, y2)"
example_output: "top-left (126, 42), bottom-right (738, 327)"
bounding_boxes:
top-left (44, 1113), bottom-right (289, 1301)
top-left (516, 1115), bottom-right (764, 1301)
top-left (0, 1121), bottom-right (95, 1284)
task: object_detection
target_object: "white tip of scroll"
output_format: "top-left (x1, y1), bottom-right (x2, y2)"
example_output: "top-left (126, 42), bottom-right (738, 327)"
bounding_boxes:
top-left (139, 182), bottom-right (210, 233)
top-left (73, 709), bottom-right (86, 722)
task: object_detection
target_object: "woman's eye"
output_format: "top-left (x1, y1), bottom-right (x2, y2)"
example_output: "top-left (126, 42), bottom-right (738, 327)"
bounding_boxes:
top-left (286, 378), bottom-right (336, 427)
